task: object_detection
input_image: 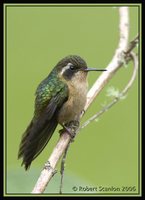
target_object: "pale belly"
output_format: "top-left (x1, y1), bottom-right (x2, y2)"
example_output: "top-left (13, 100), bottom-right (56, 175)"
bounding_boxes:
top-left (57, 83), bottom-right (87, 125)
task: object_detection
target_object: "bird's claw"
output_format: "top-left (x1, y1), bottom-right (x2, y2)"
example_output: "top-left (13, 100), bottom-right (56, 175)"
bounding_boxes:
top-left (59, 120), bottom-right (80, 142)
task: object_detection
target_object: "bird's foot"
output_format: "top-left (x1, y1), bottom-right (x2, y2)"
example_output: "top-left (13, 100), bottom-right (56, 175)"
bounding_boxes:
top-left (59, 120), bottom-right (80, 142)
top-left (59, 127), bottom-right (75, 142)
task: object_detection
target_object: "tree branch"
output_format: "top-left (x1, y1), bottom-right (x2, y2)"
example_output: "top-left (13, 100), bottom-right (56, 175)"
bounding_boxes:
top-left (80, 51), bottom-right (138, 130)
top-left (32, 7), bottom-right (132, 194)
top-left (84, 7), bottom-right (129, 111)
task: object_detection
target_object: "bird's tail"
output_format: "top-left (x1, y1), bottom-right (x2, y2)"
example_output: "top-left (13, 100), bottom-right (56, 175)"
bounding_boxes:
top-left (18, 118), bottom-right (58, 170)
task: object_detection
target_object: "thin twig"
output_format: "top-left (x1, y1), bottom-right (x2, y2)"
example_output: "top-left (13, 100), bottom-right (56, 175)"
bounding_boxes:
top-left (59, 141), bottom-right (71, 194)
top-left (32, 7), bottom-right (129, 194)
top-left (80, 52), bottom-right (138, 130)
top-left (125, 34), bottom-right (139, 54)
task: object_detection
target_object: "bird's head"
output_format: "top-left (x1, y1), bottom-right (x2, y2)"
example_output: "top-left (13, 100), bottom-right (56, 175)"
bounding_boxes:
top-left (55, 55), bottom-right (106, 81)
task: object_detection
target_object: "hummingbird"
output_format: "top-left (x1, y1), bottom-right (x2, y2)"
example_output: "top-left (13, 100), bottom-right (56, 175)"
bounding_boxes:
top-left (18, 55), bottom-right (106, 170)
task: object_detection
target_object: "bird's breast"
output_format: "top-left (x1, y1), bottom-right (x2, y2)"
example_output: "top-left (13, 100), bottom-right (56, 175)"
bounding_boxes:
top-left (57, 79), bottom-right (88, 125)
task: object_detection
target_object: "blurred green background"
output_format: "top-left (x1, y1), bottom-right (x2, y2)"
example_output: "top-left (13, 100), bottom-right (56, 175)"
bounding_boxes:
top-left (5, 5), bottom-right (140, 195)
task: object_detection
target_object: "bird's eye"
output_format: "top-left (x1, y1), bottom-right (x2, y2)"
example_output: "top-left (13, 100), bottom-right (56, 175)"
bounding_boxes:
top-left (70, 65), bottom-right (75, 70)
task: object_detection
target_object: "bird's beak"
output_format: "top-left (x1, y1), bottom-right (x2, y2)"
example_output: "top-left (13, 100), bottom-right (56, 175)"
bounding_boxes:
top-left (81, 67), bottom-right (107, 72)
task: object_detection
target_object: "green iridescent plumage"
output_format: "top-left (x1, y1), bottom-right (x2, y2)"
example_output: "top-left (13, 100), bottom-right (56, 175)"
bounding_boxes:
top-left (18, 68), bottom-right (68, 170)
top-left (34, 69), bottom-right (68, 118)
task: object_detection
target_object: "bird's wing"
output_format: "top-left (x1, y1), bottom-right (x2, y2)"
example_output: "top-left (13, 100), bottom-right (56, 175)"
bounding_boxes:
top-left (34, 73), bottom-right (69, 123)
top-left (18, 74), bottom-right (69, 170)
